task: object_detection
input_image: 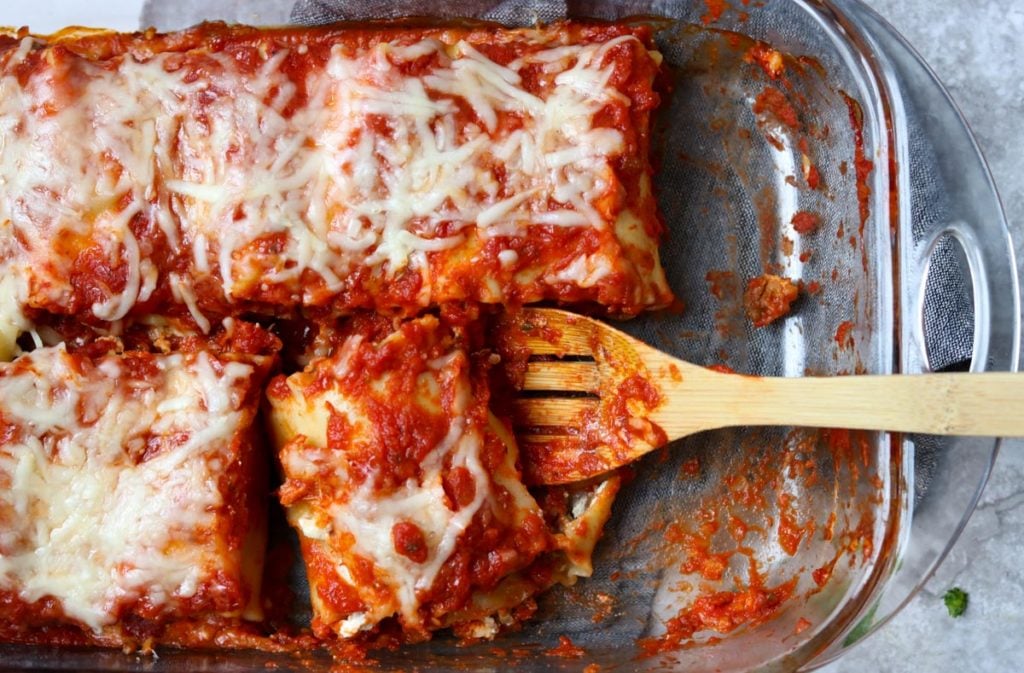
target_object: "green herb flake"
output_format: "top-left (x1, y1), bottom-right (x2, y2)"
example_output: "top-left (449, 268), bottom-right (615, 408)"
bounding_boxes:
top-left (943, 587), bottom-right (968, 618)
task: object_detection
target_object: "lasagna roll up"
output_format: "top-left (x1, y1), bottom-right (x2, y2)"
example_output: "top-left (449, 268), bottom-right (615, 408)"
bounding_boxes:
top-left (0, 21), bottom-right (672, 359)
top-left (0, 326), bottom-right (276, 648)
top-left (266, 315), bottom-right (551, 642)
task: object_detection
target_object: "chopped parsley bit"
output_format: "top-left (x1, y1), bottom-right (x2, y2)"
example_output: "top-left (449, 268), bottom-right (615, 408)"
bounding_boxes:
top-left (943, 587), bottom-right (968, 618)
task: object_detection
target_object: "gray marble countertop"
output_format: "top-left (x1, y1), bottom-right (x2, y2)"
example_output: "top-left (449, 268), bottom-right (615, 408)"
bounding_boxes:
top-left (827, 2), bottom-right (1024, 672)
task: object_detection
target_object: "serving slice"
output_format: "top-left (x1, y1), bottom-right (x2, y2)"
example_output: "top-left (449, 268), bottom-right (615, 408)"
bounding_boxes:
top-left (505, 308), bottom-right (1024, 485)
top-left (266, 315), bottom-right (551, 644)
top-left (265, 313), bottom-right (630, 644)
top-left (0, 323), bottom-right (278, 649)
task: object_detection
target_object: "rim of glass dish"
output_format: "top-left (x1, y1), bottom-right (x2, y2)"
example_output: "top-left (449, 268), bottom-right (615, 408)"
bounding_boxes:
top-left (801, 0), bottom-right (1016, 666)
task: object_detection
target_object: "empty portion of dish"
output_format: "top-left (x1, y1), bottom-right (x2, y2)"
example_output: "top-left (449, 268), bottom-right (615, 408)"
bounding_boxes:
top-left (0, 326), bottom-right (276, 649)
top-left (0, 20), bottom-right (672, 361)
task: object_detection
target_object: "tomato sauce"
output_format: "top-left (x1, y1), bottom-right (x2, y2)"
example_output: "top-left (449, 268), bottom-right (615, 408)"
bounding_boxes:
top-left (753, 87), bottom-right (800, 129)
top-left (791, 210), bottom-right (821, 235)
top-left (638, 578), bottom-right (798, 655)
top-left (745, 43), bottom-right (784, 79)
top-left (841, 92), bottom-right (874, 232)
top-left (777, 493), bottom-right (814, 556)
top-left (701, 0), bottom-right (729, 25)
top-left (546, 635), bottom-right (586, 658)
top-left (705, 269), bottom-right (738, 300)
top-left (834, 320), bottom-right (855, 349)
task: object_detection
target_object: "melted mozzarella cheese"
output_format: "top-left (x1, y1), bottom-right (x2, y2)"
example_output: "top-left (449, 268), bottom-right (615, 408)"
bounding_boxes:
top-left (0, 345), bottom-right (254, 632)
top-left (0, 30), bottom-right (650, 356)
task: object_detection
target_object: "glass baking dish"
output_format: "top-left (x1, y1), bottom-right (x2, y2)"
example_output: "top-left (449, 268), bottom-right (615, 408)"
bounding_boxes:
top-left (0, 0), bottom-right (1017, 671)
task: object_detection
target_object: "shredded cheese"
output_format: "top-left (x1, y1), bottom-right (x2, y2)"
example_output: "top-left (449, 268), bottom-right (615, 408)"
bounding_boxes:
top-left (0, 345), bottom-right (254, 632)
top-left (0, 30), bottom-right (648, 355)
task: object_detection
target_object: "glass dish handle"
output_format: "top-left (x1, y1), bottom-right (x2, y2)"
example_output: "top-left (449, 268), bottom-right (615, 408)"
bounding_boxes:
top-left (807, 2), bottom-right (1020, 668)
top-left (914, 220), bottom-right (1020, 374)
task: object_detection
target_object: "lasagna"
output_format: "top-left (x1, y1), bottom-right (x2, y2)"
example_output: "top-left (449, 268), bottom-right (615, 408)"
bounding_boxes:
top-left (0, 18), bottom-right (670, 653)
top-left (266, 315), bottom-right (552, 642)
top-left (0, 21), bottom-right (672, 361)
top-left (0, 324), bottom-right (277, 648)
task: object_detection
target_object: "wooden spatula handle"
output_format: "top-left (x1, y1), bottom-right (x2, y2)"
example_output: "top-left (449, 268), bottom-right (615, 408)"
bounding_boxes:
top-left (683, 371), bottom-right (1024, 437)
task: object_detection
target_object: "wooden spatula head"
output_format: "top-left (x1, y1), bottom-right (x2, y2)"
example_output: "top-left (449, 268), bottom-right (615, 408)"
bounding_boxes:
top-left (499, 308), bottom-right (1024, 486)
top-left (499, 308), bottom-right (676, 485)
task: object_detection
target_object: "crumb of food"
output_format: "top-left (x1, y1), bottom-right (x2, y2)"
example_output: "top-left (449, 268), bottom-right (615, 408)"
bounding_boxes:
top-left (546, 635), bottom-right (585, 658)
top-left (745, 43), bottom-right (785, 79)
top-left (701, 0), bottom-right (727, 25)
top-left (743, 275), bottom-right (799, 327)
top-left (834, 321), bottom-right (855, 349)
top-left (801, 154), bottom-right (821, 189)
top-left (791, 210), bottom-right (821, 235)
top-left (943, 587), bottom-right (968, 618)
top-left (753, 87), bottom-right (800, 129)
top-left (592, 592), bottom-right (615, 623)
top-left (467, 617), bottom-right (499, 640)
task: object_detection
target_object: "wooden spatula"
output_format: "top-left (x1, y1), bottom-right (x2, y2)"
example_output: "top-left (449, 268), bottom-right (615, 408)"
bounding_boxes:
top-left (502, 307), bottom-right (1023, 485)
